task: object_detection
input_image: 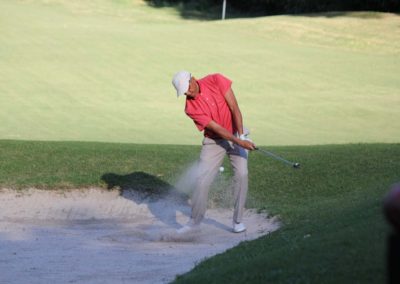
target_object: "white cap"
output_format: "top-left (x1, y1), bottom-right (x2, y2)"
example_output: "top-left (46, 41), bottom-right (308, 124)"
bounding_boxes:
top-left (172, 71), bottom-right (191, 97)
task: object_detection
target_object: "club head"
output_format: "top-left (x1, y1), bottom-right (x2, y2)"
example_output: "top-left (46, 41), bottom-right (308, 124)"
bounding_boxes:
top-left (293, 163), bottom-right (300, 169)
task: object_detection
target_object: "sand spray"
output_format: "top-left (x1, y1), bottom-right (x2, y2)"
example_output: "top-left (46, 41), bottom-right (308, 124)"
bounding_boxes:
top-left (173, 159), bottom-right (236, 209)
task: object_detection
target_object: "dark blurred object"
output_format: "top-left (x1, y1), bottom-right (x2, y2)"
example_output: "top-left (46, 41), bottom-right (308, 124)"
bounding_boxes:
top-left (384, 184), bottom-right (400, 231)
top-left (388, 233), bottom-right (400, 284)
top-left (385, 183), bottom-right (400, 284)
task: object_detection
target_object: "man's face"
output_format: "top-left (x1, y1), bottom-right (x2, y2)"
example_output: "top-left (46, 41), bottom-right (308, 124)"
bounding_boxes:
top-left (185, 77), bottom-right (199, 99)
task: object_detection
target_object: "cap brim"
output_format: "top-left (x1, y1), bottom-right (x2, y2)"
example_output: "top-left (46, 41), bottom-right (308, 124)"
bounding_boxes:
top-left (177, 82), bottom-right (189, 97)
top-left (172, 70), bottom-right (191, 98)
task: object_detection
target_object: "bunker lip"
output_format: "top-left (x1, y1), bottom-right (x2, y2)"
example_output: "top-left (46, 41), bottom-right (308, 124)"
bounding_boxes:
top-left (0, 188), bottom-right (279, 284)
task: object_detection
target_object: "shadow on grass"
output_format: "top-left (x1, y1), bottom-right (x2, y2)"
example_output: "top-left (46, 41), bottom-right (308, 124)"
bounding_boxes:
top-left (102, 171), bottom-right (172, 195)
top-left (144, 0), bottom-right (399, 21)
top-left (144, 0), bottom-right (222, 20)
top-left (101, 172), bottom-right (190, 227)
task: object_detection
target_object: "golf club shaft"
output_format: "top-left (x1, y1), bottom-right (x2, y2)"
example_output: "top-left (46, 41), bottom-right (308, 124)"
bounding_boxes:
top-left (255, 148), bottom-right (295, 166)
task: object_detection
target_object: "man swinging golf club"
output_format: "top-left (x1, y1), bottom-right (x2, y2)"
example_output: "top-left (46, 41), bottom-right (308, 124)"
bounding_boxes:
top-left (172, 71), bottom-right (256, 233)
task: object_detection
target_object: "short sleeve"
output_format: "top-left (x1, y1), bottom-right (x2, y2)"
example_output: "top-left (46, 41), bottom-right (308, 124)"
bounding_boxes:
top-left (214, 74), bottom-right (232, 97)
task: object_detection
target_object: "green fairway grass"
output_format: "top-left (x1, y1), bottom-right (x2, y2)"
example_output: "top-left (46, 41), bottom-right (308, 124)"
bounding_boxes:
top-left (1, 0), bottom-right (399, 145)
top-left (0, 140), bottom-right (399, 283)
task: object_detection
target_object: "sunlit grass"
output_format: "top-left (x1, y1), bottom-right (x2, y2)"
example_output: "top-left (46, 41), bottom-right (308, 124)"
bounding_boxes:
top-left (1, 1), bottom-right (399, 145)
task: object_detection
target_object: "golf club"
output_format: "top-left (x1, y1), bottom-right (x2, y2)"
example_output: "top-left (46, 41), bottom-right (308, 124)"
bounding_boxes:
top-left (254, 147), bottom-right (300, 169)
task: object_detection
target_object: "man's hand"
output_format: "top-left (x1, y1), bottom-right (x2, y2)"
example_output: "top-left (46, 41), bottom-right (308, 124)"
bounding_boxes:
top-left (237, 137), bottom-right (256, 151)
top-left (238, 139), bottom-right (256, 150)
top-left (205, 120), bottom-right (256, 150)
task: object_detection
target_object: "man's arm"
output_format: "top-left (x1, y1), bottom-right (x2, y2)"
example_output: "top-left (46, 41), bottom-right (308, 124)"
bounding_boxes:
top-left (205, 120), bottom-right (255, 150)
top-left (224, 88), bottom-right (244, 137)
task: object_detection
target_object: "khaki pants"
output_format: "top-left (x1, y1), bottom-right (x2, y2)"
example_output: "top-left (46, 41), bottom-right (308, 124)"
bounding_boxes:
top-left (191, 137), bottom-right (248, 225)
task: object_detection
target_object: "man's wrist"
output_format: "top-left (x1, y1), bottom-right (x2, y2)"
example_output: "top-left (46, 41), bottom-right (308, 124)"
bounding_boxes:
top-left (231, 135), bottom-right (241, 145)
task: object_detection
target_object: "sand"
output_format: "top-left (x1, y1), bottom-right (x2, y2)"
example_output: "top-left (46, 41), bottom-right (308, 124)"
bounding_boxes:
top-left (0, 188), bottom-right (279, 284)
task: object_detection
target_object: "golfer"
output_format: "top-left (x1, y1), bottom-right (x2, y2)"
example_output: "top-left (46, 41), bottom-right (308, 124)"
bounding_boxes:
top-left (172, 71), bottom-right (256, 233)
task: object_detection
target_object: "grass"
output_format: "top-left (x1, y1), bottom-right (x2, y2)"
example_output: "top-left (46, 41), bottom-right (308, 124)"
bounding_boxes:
top-left (1, 0), bottom-right (400, 282)
top-left (175, 144), bottom-right (398, 283)
top-left (1, 0), bottom-right (399, 146)
top-left (1, 140), bottom-right (399, 283)
top-left (0, 140), bottom-right (198, 189)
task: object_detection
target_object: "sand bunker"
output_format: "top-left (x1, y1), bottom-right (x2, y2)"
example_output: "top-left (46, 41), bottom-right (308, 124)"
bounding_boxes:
top-left (0, 188), bottom-right (279, 284)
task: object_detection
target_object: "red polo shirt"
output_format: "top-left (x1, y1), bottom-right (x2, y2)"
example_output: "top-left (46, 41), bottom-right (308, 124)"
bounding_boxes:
top-left (185, 73), bottom-right (235, 139)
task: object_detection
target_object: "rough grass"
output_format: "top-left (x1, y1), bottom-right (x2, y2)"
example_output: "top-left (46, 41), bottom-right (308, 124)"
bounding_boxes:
top-left (0, 140), bottom-right (399, 283)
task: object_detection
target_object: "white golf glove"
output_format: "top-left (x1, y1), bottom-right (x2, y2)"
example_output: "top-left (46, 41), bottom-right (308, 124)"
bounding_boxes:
top-left (239, 133), bottom-right (252, 142)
